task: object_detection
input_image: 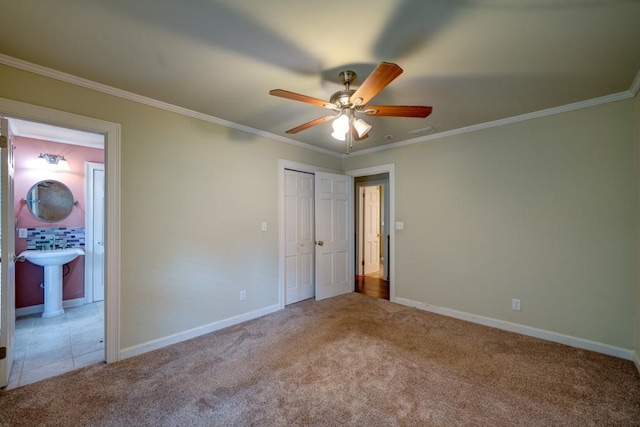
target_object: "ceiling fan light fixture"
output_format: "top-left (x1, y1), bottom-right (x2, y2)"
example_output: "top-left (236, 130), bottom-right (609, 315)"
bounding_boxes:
top-left (353, 118), bottom-right (372, 138)
top-left (331, 129), bottom-right (347, 141)
top-left (331, 114), bottom-right (350, 135)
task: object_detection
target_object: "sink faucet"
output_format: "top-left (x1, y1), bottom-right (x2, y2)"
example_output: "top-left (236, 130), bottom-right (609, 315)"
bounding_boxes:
top-left (51, 235), bottom-right (66, 250)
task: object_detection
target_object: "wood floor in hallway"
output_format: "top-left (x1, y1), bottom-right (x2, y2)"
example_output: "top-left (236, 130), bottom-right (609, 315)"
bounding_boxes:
top-left (355, 266), bottom-right (389, 300)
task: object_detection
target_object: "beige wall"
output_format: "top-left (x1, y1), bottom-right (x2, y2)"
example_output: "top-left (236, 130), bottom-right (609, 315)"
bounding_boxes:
top-left (345, 99), bottom-right (638, 349)
top-left (0, 64), bottom-right (342, 349)
top-left (2, 62), bottom-right (638, 355)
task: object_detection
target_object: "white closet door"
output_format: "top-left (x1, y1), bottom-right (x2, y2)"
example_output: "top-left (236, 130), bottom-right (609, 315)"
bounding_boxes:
top-left (284, 170), bottom-right (315, 305)
top-left (315, 172), bottom-right (353, 301)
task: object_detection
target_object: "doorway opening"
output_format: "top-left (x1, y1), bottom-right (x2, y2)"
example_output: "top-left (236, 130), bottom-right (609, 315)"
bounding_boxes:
top-left (347, 164), bottom-right (396, 303)
top-left (0, 97), bottom-right (121, 391)
top-left (9, 118), bottom-right (105, 388)
top-left (354, 174), bottom-right (390, 300)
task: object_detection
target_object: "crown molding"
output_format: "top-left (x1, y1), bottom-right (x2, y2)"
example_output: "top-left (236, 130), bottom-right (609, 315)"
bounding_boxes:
top-left (2, 54), bottom-right (637, 160)
top-left (347, 90), bottom-right (635, 158)
top-left (630, 69), bottom-right (640, 96)
top-left (0, 54), bottom-right (341, 158)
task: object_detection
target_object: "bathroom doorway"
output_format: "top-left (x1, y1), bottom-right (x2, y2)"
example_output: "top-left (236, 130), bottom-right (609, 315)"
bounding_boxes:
top-left (0, 98), bottom-right (121, 392)
top-left (0, 97), bottom-right (121, 391)
top-left (7, 118), bottom-right (105, 388)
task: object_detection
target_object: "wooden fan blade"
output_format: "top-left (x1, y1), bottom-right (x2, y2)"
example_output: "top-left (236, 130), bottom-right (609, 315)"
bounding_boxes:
top-left (269, 89), bottom-right (336, 109)
top-left (364, 105), bottom-right (433, 118)
top-left (285, 115), bottom-right (335, 134)
top-left (350, 62), bottom-right (403, 106)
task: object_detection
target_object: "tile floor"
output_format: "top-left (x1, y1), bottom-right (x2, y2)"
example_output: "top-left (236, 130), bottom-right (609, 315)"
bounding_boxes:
top-left (7, 301), bottom-right (105, 390)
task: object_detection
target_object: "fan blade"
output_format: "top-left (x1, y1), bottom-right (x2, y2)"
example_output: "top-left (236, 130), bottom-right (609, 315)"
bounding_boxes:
top-left (285, 115), bottom-right (335, 134)
top-left (350, 62), bottom-right (403, 106)
top-left (269, 89), bottom-right (336, 109)
top-left (364, 105), bottom-right (433, 118)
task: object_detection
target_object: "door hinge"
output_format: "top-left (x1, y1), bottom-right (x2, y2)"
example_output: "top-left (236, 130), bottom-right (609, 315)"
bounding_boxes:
top-left (0, 135), bottom-right (7, 149)
top-left (0, 347), bottom-right (6, 360)
top-left (361, 260), bottom-right (365, 266)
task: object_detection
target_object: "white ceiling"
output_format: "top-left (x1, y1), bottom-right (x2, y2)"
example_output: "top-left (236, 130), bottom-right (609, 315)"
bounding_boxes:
top-left (1, 0), bottom-right (639, 155)
top-left (9, 118), bottom-right (104, 149)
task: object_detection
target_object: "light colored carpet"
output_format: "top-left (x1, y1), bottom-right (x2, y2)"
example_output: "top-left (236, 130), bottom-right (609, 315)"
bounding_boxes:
top-left (1, 293), bottom-right (639, 426)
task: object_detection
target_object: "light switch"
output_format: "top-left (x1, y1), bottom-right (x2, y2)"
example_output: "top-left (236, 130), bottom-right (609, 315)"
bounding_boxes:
top-left (261, 221), bottom-right (268, 232)
top-left (395, 221), bottom-right (404, 230)
top-left (18, 228), bottom-right (28, 238)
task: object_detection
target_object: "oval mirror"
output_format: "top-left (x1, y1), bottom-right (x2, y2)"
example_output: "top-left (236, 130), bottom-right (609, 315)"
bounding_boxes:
top-left (25, 180), bottom-right (75, 223)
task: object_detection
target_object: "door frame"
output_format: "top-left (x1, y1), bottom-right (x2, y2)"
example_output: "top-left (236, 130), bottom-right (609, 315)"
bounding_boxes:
top-left (0, 97), bottom-right (121, 363)
top-left (84, 161), bottom-right (104, 303)
top-left (0, 117), bottom-right (16, 387)
top-left (278, 160), bottom-right (342, 309)
top-left (347, 164), bottom-right (396, 302)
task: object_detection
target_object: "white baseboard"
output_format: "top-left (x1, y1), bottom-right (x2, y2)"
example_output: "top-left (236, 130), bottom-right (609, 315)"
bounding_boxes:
top-left (15, 297), bottom-right (86, 317)
top-left (395, 297), bottom-right (634, 361)
top-left (120, 304), bottom-right (281, 360)
top-left (634, 351), bottom-right (640, 374)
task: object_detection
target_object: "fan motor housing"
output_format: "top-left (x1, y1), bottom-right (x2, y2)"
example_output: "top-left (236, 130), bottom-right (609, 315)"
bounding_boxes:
top-left (330, 89), bottom-right (355, 108)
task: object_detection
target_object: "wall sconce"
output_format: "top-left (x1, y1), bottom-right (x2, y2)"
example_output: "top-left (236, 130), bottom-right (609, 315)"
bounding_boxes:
top-left (37, 153), bottom-right (70, 170)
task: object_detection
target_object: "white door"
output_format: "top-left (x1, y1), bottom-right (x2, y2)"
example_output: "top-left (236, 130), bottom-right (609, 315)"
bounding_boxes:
top-left (284, 170), bottom-right (315, 305)
top-left (85, 162), bottom-right (105, 302)
top-left (315, 172), bottom-right (353, 301)
top-left (363, 186), bottom-right (381, 275)
top-left (0, 118), bottom-right (16, 388)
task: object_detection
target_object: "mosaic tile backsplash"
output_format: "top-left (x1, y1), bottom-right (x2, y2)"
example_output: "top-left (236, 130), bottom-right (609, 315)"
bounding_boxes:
top-left (25, 227), bottom-right (85, 250)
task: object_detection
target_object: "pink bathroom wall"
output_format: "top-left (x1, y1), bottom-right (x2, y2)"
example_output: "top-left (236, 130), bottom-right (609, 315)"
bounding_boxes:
top-left (13, 136), bottom-right (104, 309)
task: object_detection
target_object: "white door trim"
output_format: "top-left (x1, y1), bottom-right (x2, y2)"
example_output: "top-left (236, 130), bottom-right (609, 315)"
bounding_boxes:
top-left (0, 97), bottom-right (121, 363)
top-left (0, 117), bottom-right (16, 388)
top-left (277, 160), bottom-right (341, 309)
top-left (346, 164), bottom-right (396, 302)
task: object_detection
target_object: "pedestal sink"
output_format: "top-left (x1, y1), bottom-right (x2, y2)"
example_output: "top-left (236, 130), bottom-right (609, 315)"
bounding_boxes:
top-left (19, 248), bottom-right (85, 318)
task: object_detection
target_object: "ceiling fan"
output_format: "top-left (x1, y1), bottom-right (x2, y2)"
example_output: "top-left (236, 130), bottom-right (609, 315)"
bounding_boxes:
top-left (269, 62), bottom-right (432, 153)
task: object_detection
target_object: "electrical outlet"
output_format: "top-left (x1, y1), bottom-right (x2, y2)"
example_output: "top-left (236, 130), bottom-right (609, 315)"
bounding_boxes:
top-left (240, 290), bottom-right (247, 301)
top-left (512, 298), bottom-right (521, 311)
